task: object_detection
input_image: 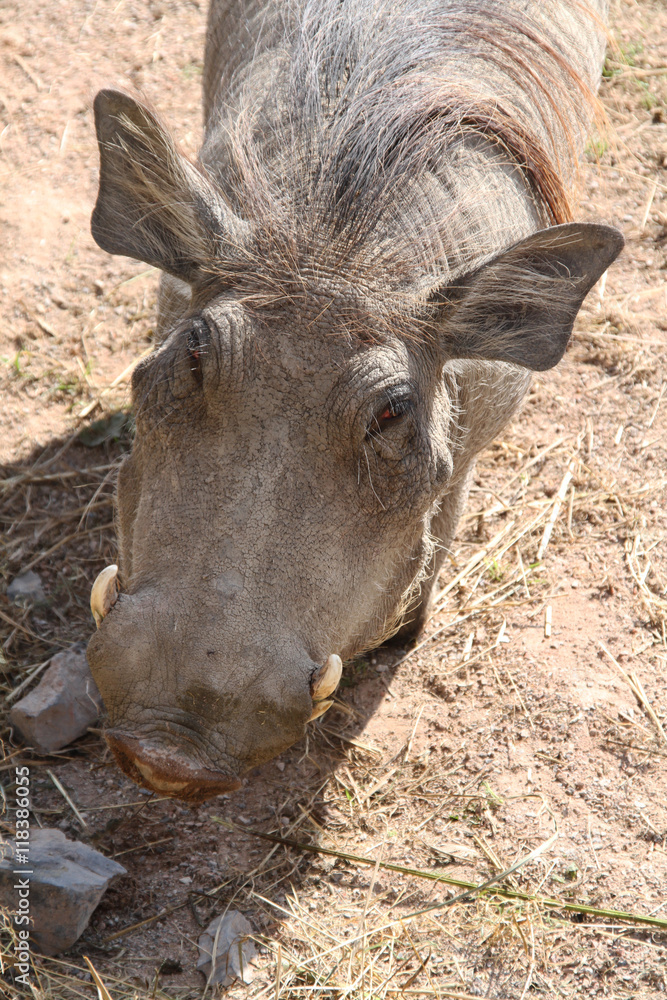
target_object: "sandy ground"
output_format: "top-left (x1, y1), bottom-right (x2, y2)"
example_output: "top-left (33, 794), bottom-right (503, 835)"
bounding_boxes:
top-left (1, 1), bottom-right (666, 998)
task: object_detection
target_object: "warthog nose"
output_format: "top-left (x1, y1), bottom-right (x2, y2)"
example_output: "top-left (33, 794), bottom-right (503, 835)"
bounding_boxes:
top-left (105, 731), bottom-right (242, 803)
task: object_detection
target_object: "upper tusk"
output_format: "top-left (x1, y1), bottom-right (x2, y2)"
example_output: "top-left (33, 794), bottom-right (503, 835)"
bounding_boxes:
top-left (91, 564), bottom-right (119, 627)
top-left (307, 699), bottom-right (334, 723)
top-left (311, 653), bottom-right (342, 701)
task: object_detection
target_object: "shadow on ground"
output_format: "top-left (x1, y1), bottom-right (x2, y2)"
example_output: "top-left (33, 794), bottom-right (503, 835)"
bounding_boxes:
top-left (0, 422), bottom-right (426, 993)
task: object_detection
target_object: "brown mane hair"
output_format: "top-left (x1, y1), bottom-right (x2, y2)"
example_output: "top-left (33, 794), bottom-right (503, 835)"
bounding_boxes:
top-left (196, 0), bottom-right (604, 315)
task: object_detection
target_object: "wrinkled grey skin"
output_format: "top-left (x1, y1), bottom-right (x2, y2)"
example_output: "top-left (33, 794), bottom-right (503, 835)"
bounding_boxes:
top-left (88, 0), bottom-right (623, 802)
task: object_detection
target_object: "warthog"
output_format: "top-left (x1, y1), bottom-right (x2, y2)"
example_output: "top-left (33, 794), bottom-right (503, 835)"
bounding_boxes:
top-left (88, 0), bottom-right (622, 802)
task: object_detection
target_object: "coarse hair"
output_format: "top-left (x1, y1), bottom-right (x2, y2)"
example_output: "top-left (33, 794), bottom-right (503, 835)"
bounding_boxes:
top-left (195, 0), bottom-right (605, 322)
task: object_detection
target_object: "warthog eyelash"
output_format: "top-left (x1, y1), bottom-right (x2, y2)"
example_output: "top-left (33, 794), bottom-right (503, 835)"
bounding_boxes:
top-left (186, 316), bottom-right (211, 386)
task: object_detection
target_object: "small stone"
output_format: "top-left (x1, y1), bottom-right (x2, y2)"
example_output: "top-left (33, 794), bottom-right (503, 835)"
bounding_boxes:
top-left (159, 959), bottom-right (183, 974)
top-left (7, 570), bottom-right (45, 606)
top-left (0, 828), bottom-right (125, 955)
top-left (9, 644), bottom-right (103, 753)
top-left (197, 911), bottom-right (257, 986)
top-left (430, 841), bottom-right (478, 863)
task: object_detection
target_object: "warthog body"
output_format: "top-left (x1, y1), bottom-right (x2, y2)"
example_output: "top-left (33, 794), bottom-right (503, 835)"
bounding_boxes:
top-left (88, 0), bottom-right (622, 801)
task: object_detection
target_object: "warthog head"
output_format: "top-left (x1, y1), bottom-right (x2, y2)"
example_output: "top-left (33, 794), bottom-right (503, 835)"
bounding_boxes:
top-left (87, 78), bottom-right (621, 802)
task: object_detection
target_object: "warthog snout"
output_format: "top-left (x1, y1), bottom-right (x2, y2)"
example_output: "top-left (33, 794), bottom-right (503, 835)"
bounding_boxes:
top-left (87, 582), bottom-right (335, 801)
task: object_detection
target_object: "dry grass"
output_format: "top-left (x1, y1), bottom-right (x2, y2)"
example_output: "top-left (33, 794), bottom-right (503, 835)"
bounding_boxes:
top-left (0, 434), bottom-right (125, 681)
top-left (2, 733), bottom-right (665, 1000)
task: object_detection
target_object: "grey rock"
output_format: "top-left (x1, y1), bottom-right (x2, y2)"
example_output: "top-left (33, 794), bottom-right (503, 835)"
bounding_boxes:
top-left (9, 645), bottom-right (104, 753)
top-left (7, 571), bottom-right (45, 606)
top-left (197, 911), bottom-right (257, 986)
top-left (0, 828), bottom-right (125, 955)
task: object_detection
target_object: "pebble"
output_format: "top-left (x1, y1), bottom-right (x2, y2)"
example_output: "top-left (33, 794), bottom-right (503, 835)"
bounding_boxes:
top-left (9, 644), bottom-right (104, 753)
top-left (0, 828), bottom-right (125, 955)
top-left (197, 911), bottom-right (257, 986)
top-left (6, 571), bottom-right (45, 606)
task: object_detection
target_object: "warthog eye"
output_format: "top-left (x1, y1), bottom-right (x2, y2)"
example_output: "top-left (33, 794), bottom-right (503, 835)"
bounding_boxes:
top-left (186, 317), bottom-right (210, 386)
top-left (367, 393), bottom-right (412, 438)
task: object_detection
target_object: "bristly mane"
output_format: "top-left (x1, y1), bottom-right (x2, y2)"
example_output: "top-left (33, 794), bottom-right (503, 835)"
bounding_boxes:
top-left (198, 0), bottom-right (603, 319)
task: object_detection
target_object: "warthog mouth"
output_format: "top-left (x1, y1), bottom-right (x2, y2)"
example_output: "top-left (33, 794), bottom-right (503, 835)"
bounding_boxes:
top-left (105, 731), bottom-right (242, 803)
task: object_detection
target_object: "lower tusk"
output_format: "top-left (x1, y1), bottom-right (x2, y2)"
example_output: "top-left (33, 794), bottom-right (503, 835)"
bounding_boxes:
top-left (307, 699), bottom-right (334, 722)
top-left (311, 654), bottom-right (343, 701)
top-left (91, 564), bottom-right (119, 627)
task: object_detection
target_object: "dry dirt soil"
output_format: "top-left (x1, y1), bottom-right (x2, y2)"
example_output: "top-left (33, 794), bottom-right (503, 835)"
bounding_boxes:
top-left (1, 1), bottom-right (667, 998)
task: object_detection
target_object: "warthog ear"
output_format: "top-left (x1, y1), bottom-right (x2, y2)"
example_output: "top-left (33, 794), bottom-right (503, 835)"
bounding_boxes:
top-left (432, 223), bottom-right (624, 372)
top-left (91, 89), bottom-right (247, 284)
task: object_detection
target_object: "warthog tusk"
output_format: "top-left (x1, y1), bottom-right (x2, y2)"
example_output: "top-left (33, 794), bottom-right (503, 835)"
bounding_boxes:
top-left (307, 699), bottom-right (334, 722)
top-left (311, 653), bottom-right (342, 701)
top-left (91, 564), bottom-right (119, 627)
